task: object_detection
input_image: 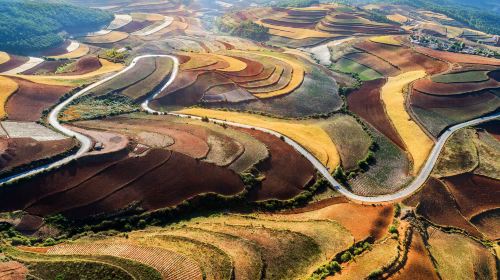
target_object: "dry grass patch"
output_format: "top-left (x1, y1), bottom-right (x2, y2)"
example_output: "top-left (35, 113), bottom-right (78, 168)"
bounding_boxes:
top-left (0, 76), bottom-right (19, 119)
top-left (255, 19), bottom-right (333, 39)
top-left (47, 45), bottom-right (90, 60)
top-left (386, 14), bottom-right (408, 23)
top-left (175, 108), bottom-right (340, 171)
top-left (428, 230), bottom-right (497, 280)
top-left (131, 13), bottom-right (165, 21)
top-left (9, 59), bottom-right (124, 86)
top-left (381, 70), bottom-right (433, 174)
top-left (330, 238), bottom-right (399, 280)
top-left (180, 53), bottom-right (219, 70)
top-left (433, 128), bottom-right (478, 177)
top-left (474, 131), bottom-right (500, 179)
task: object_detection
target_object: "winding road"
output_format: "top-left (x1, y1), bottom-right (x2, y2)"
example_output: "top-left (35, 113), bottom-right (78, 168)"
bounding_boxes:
top-left (1, 54), bottom-right (498, 203)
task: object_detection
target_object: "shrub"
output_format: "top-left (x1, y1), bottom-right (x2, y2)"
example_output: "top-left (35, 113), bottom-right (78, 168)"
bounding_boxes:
top-left (368, 269), bottom-right (383, 279)
top-left (388, 225), bottom-right (398, 234)
top-left (340, 251), bottom-right (353, 262)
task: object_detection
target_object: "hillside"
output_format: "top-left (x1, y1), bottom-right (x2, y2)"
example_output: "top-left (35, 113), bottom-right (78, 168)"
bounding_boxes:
top-left (0, 0), bottom-right (113, 54)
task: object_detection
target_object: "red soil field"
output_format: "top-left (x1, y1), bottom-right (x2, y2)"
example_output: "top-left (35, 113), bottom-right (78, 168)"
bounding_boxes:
top-left (21, 60), bottom-right (67, 75)
top-left (355, 41), bottom-right (448, 75)
top-left (5, 77), bottom-right (72, 122)
top-left (390, 232), bottom-right (439, 280)
top-left (64, 56), bottom-right (102, 75)
top-left (223, 56), bottom-right (264, 79)
top-left (344, 52), bottom-right (400, 76)
top-left (347, 78), bottom-right (405, 149)
top-left (470, 209), bottom-right (499, 240)
top-left (414, 46), bottom-right (500, 66)
top-left (410, 89), bottom-right (498, 109)
top-left (39, 40), bottom-right (71, 56)
top-left (413, 78), bottom-right (500, 95)
top-left (26, 149), bottom-right (173, 216)
top-left (116, 20), bottom-right (155, 33)
top-left (152, 71), bottom-right (202, 107)
top-left (238, 63), bottom-right (277, 84)
top-left (442, 173), bottom-right (500, 219)
top-left (0, 55), bottom-right (28, 72)
top-left (0, 261), bottom-right (28, 280)
top-left (62, 150), bottom-right (246, 218)
top-left (0, 138), bottom-right (77, 175)
top-left (410, 177), bottom-right (482, 237)
top-left (239, 128), bottom-right (316, 201)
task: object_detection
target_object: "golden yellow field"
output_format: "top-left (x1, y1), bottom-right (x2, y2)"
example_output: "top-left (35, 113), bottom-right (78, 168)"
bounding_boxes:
top-left (0, 51), bottom-right (10, 65)
top-left (255, 19), bottom-right (333, 39)
top-left (180, 53), bottom-right (219, 70)
top-left (48, 44), bottom-right (90, 59)
top-left (370, 35), bottom-right (401, 46)
top-left (212, 54), bottom-right (247, 72)
top-left (9, 59), bottom-right (124, 86)
top-left (81, 31), bottom-right (129, 44)
top-left (386, 14), bottom-right (408, 23)
top-left (380, 70), bottom-right (433, 174)
top-left (0, 76), bottom-right (19, 119)
top-left (175, 108), bottom-right (340, 171)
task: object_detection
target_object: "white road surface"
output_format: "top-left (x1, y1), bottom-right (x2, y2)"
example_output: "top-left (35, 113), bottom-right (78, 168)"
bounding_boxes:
top-left (2, 53), bottom-right (498, 204)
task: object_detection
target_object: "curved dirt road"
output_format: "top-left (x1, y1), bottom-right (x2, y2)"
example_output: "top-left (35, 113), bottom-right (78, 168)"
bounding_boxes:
top-left (1, 54), bottom-right (498, 204)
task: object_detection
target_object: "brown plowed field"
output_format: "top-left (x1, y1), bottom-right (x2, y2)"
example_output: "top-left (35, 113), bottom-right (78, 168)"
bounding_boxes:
top-left (117, 20), bottom-right (155, 33)
top-left (63, 151), bottom-right (245, 218)
top-left (355, 41), bottom-right (447, 75)
top-left (237, 63), bottom-right (276, 84)
top-left (0, 261), bottom-right (28, 280)
top-left (344, 52), bottom-right (400, 76)
top-left (39, 40), bottom-right (71, 56)
top-left (5, 77), bottom-right (72, 121)
top-left (411, 89), bottom-right (498, 109)
top-left (414, 46), bottom-right (500, 66)
top-left (470, 209), bottom-right (499, 240)
top-left (411, 177), bottom-right (482, 237)
top-left (239, 128), bottom-right (315, 201)
top-left (442, 173), bottom-right (500, 219)
top-left (26, 149), bottom-right (173, 216)
top-left (65, 56), bottom-right (102, 75)
top-left (347, 78), bottom-right (405, 149)
top-left (21, 60), bottom-right (67, 75)
top-left (390, 232), bottom-right (439, 280)
top-left (0, 55), bottom-right (28, 72)
top-left (413, 78), bottom-right (500, 95)
top-left (0, 138), bottom-right (77, 175)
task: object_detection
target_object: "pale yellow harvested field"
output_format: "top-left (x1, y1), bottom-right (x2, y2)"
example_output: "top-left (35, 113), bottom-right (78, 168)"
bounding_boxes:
top-left (0, 51), bottom-right (10, 65)
top-left (255, 19), bottom-right (333, 39)
top-left (381, 70), bottom-right (433, 174)
top-left (176, 108), bottom-right (340, 171)
top-left (211, 54), bottom-right (247, 72)
top-left (370, 35), bottom-right (401, 46)
top-left (9, 59), bottom-right (124, 86)
top-left (0, 76), bottom-right (19, 119)
top-left (48, 44), bottom-right (90, 59)
top-left (180, 53), bottom-right (219, 70)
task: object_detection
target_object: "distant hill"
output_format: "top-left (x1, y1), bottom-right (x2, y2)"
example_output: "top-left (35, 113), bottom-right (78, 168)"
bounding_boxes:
top-left (0, 0), bottom-right (113, 54)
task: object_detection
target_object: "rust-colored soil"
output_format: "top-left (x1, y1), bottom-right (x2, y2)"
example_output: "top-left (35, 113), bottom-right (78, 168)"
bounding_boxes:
top-left (39, 40), bottom-right (71, 56)
top-left (0, 138), bottom-right (77, 174)
top-left (21, 60), bottom-right (67, 75)
top-left (442, 173), bottom-right (500, 219)
top-left (390, 231), bottom-right (439, 280)
top-left (411, 177), bottom-right (482, 237)
top-left (65, 56), bottom-right (102, 75)
top-left (415, 46), bottom-right (500, 66)
top-left (239, 128), bottom-right (316, 201)
top-left (347, 78), bottom-right (405, 149)
top-left (5, 77), bottom-right (72, 121)
top-left (355, 41), bottom-right (448, 75)
top-left (117, 20), bottom-right (155, 33)
top-left (477, 120), bottom-right (500, 141)
top-left (413, 78), bottom-right (500, 95)
top-left (470, 208), bottom-right (499, 240)
top-left (0, 261), bottom-right (28, 280)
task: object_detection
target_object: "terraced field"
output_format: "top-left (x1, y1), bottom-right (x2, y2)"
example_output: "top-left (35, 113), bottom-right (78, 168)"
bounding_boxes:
top-left (0, 76), bottom-right (18, 119)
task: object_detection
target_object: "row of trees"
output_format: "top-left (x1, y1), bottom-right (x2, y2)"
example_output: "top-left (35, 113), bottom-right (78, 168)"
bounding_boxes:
top-left (0, 0), bottom-right (113, 54)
